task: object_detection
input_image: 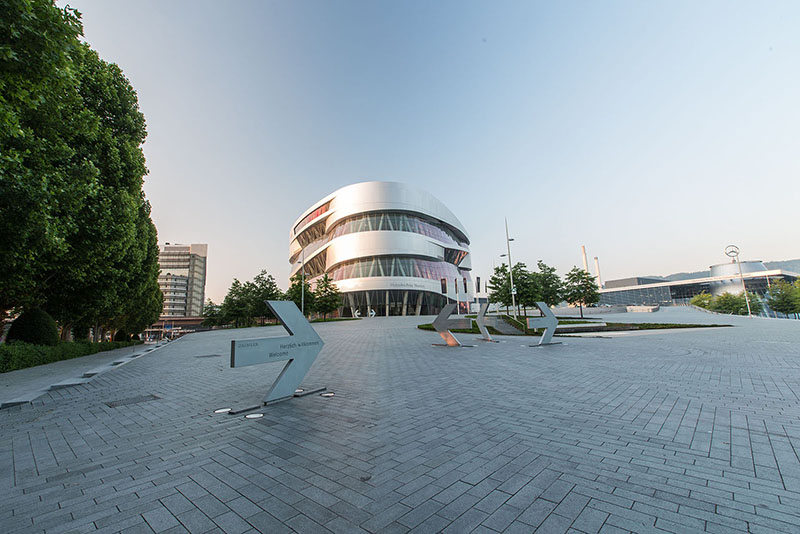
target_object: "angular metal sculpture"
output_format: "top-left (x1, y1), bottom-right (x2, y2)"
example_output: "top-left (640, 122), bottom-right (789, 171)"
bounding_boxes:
top-left (231, 301), bottom-right (324, 404)
top-left (526, 302), bottom-right (560, 346)
top-left (475, 302), bottom-right (497, 342)
top-left (432, 303), bottom-right (462, 346)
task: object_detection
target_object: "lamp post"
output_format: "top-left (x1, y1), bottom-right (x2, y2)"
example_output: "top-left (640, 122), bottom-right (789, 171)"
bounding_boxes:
top-left (725, 244), bottom-right (752, 317)
top-left (503, 217), bottom-right (517, 319)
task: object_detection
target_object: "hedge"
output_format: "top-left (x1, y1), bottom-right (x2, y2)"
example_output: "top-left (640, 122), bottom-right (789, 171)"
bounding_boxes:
top-left (0, 340), bottom-right (143, 373)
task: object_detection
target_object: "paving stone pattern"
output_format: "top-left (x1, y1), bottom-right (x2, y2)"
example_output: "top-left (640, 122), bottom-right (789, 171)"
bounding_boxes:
top-left (2, 309), bottom-right (800, 533)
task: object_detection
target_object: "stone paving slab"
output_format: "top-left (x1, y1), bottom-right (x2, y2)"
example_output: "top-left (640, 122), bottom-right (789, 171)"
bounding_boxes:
top-left (0, 342), bottom-right (169, 409)
top-left (2, 308), bottom-right (800, 534)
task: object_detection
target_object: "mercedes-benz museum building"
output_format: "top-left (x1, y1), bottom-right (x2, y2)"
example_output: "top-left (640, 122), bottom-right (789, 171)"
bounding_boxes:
top-left (289, 181), bottom-right (473, 317)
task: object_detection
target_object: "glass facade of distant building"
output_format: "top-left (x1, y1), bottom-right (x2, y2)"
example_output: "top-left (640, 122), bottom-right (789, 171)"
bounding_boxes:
top-left (290, 182), bottom-right (473, 317)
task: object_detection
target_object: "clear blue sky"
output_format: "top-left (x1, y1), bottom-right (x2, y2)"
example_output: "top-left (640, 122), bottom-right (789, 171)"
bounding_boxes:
top-left (60, 0), bottom-right (800, 302)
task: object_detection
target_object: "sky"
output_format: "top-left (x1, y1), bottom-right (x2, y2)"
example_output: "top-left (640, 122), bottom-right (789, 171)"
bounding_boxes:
top-left (59, 0), bottom-right (800, 302)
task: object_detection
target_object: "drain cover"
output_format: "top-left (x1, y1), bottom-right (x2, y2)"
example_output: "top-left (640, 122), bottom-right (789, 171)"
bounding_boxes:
top-left (105, 394), bottom-right (160, 408)
top-left (195, 354), bottom-right (222, 359)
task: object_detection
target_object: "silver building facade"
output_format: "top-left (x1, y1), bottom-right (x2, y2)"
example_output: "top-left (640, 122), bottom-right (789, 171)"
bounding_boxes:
top-left (290, 182), bottom-right (473, 316)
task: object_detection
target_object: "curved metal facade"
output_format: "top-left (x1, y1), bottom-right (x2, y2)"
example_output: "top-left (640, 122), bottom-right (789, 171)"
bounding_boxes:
top-left (289, 181), bottom-right (473, 316)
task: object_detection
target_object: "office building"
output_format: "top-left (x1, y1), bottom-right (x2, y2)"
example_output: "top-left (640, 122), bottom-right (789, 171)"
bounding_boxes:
top-left (158, 243), bottom-right (208, 317)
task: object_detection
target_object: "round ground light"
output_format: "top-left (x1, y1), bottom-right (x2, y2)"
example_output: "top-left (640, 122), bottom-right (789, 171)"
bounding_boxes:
top-left (245, 413), bottom-right (264, 419)
top-left (295, 388), bottom-right (304, 394)
top-left (213, 408), bottom-right (232, 414)
top-left (320, 392), bottom-right (335, 398)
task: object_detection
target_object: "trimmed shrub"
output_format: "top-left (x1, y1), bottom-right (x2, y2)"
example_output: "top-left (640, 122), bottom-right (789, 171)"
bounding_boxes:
top-left (0, 340), bottom-right (143, 373)
top-left (113, 330), bottom-right (129, 342)
top-left (6, 309), bottom-right (59, 346)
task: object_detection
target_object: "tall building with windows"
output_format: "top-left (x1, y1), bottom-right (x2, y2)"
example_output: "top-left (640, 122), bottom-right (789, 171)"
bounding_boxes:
top-left (158, 243), bottom-right (208, 317)
top-left (290, 182), bottom-right (473, 316)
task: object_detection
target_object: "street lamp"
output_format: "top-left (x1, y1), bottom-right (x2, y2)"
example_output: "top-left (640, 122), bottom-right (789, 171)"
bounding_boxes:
top-left (295, 247), bottom-right (307, 316)
top-left (503, 217), bottom-right (518, 319)
top-left (725, 244), bottom-right (752, 317)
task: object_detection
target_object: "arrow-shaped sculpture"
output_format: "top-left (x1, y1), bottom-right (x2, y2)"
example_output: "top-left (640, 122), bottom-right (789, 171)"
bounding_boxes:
top-left (475, 302), bottom-right (497, 342)
top-left (432, 302), bottom-right (473, 347)
top-left (526, 302), bottom-right (560, 346)
top-left (432, 302), bottom-right (460, 346)
top-left (231, 301), bottom-right (324, 404)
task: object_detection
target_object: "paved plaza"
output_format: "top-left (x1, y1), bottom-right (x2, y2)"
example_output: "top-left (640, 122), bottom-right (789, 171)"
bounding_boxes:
top-left (2, 308), bottom-right (800, 534)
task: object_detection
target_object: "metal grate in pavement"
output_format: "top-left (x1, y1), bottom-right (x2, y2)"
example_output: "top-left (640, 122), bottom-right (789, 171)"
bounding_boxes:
top-left (105, 394), bottom-right (160, 408)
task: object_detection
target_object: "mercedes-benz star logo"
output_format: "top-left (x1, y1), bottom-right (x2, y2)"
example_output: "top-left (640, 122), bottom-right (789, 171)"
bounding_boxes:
top-left (725, 244), bottom-right (740, 258)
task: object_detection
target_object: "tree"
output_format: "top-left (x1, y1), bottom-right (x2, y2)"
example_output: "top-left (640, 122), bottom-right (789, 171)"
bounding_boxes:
top-left (221, 279), bottom-right (251, 327)
top-left (202, 299), bottom-right (222, 327)
top-left (247, 270), bottom-right (284, 324)
top-left (0, 1), bottom-right (87, 312)
top-left (1, 3), bottom-right (159, 341)
top-left (286, 273), bottom-right (314, 316)
top-left (767, 280), bottom-right (800, 318)
top-left (533, 261), bottom-right (563, 307)
top-left (313, 274), bottom-right (341, 319)
top-left (42, 45), bottom-right (150, 338)
top-left (562, 267), bottom-right (599, 318)
top-left (711, 292), bottom-right (763, 316)
top-left (690, 292), bottom-right (713, 309)
top-left (487, 264), bottom-right (512, 314)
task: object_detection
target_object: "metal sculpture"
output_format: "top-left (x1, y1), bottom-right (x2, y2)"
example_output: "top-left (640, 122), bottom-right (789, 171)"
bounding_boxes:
top-left (230, 301), bottom-right (324, 404)
top-left (431, 302), bottom-right (472, 347)
top-left (526, 302), bottom-right (560, 346)
top-left (475, 302), bottom-right (497, 342)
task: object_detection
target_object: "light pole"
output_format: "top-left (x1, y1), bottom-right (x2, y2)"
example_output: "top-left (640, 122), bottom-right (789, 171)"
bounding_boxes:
top-left (725, 244), bottom-right (752, 317)
top-left (503, 217), bottom-right (517, 319)
top-left (294, 247), bottom-right (308, 316)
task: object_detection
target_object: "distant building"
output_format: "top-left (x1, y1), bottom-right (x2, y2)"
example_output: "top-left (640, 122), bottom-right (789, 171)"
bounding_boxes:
top-left (158, 243), bottom-right (207, 317)
top-left (599, 260), bottom-right (799, 306)
top-left (290, 182), bottom-right (473, 316)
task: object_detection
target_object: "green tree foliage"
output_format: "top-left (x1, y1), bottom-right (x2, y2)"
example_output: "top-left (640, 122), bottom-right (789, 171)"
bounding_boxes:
top-left (313, 274), bottom-right (342, 319)
top-left (6, 308), bottom-right (59, 346)
top-left (767, 280), bottom-right (800, 317)
top-left (710, 292), bottom-right (763, 316)
top-left (221, 279), bottom-right (252, 328)
top-left (517, 261), bottom-right (563, 311)
top-left (247, 270), bottom-right (284, 324)
top-left (487, 263), bottom-right (512, 311)
top-left (533, 261), bottom-right (563, 307)
top-left (202, 299), bottom-right (222, 327)
top-left (286, 273), bottom-right (315, 316)
top-left (217, 271), bottom-right (285, 327)
top-left (690, 292), bottom-right (713, 309)
top-left (0, 1), bottom-right (86, 311)
top-left (1, 2), bottom-right (161, 338)
top-left (562, 267), bottom-right (599, 318)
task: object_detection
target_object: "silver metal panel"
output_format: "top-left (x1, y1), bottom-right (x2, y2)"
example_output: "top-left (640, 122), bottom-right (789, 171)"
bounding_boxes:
top-left (291, 181), bottom-right (469, 242)
top-left (230, 301), bottom-right (324, 404)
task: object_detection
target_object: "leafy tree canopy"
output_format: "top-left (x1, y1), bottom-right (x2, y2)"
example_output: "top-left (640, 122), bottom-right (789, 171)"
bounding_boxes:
top-left (562, 267), bottom-right (599, 318)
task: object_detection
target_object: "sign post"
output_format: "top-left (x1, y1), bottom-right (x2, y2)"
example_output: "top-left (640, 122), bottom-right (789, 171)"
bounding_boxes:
top-left (231, 301), bottom-right (324, 405)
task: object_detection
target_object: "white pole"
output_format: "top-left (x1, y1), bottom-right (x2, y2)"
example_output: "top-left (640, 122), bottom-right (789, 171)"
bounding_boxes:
top-left (736, 255), bottom-right (752, 317)
top-left (301, 247), bottom-right (305, 316)
top-left (505, 217), bottom-right (517, 319)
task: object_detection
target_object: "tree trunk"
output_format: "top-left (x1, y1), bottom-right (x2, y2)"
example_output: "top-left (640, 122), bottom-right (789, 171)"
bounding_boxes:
top-left (579, 304), bottom-right (584, 318)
